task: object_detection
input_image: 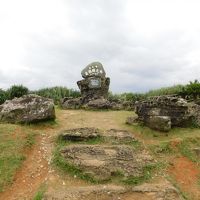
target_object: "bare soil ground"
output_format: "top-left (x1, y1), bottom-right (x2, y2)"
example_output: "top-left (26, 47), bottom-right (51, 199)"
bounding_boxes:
top-left (168, 157), bottom-right (200, 200)
top-left (0, 109), bottom-right (199, 200)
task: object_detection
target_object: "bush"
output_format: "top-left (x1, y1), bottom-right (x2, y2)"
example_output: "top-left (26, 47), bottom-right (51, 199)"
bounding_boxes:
top-left (34, 87), bottom-right (80, 104)
top-left (7, 85), bottom-right (29, 100)
top-left (145, 84), bottom-right (184, 97)
top-left (185, 80), bottom-right (200, 100)
top-left (0, 89), bottom-right (7, 104)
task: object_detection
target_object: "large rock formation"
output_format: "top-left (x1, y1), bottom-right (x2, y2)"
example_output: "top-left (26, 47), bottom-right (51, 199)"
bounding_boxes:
top-left (0, 94), bottom-right (55, 123)
top-left (134, 95), bottom-right (200, 131)
top-left (77, 62), bottom-right (110, 104)
top-left (61, 62), bottom-right (111, 110)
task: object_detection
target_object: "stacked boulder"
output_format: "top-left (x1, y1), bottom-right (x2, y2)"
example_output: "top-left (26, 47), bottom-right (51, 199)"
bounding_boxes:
top-left (134, 95), bottom-right (200, 131)
top-left (61, 62), bottom-right (112, 109)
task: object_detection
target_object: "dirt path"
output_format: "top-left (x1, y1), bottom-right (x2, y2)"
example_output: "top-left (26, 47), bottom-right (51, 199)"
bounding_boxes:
top-left (0, 110), bottom-right (132, 200)
top-left (0, 134), bottom-right (49, 200)
top-left (168, 156), bottom-right (200, 200)
top-left (0, 110), bottom-right (194, 200)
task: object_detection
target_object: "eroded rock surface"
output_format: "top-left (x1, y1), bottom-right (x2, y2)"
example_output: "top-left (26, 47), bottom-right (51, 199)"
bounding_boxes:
top-left (103, 129), bottom-right (136, 142)
top-left (135, 95), bottom-right (200, 131)
top-left (61, 97), bottom-right (81, 109)
top-left (60, 128), bottom-right (135, 143)
top-left (77, 62), bottom-right (110, 104)
top-left (44, 182), bottom-right (182, 200)
top-left (85, 98), bottom-right (112, 109)
top-left (61, 127), bottom-right (101, 141)
top-left (0, 94), bottom-right (55, 123)
top-left (60, 144), bottom-right (153, 181)
top-left (132, 182), bottom-right (183, 200)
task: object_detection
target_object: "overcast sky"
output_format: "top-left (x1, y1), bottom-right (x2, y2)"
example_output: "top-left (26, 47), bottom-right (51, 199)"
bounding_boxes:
top-left (0, 0), bottom-right (200, 93)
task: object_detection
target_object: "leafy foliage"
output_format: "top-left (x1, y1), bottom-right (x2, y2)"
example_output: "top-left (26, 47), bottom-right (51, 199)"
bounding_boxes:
top-left (0, 89), bottom-right (8, 104)
top-left (33, 86), bottom-right (80, 104)
top-left (7, 85), bottom-right (29, 100)
top-left (184, 80), bottom-right (200, 100)
top-left (0, 80), bottom-right (199, 105)
top-left (108, 91), bottom-right (145, 102)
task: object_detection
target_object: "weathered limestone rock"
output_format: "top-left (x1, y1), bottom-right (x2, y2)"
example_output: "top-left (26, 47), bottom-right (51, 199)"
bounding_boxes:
top-left (135, 95), bottom-right (200, 131)
top-left (146, 116), bottom-right (171, 132)
top-left (44, 182), bottom-right (182, 200)
top-left (85, 98), bottom-right (112, 109)
top-left (61, 127), bottom-right (101, 141)
top-left (110, 102), bottom-right (124, 110)
top-left (0, 94), bottom-right (55, 123)
top-left (61, 97), bottom-right (81, 109)
top-left (103, 129), bottom-right (136, 142)
top-left (122, 101), bottom-right (135, 111)
top-left (77, 62), bottom-right (110, 104)
top-left (61, 128), bottom-right (136, 144)
top-left (132, 182), bottom-right (182, 200)
top-left (60, 144), bottom-right (153, 181)
top-left (126, 116), bottom-right (138, 125)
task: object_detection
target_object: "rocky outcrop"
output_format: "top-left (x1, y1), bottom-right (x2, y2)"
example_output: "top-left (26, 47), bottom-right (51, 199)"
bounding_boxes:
top-left (77, 62), bottom-right (110, 104)
top-left (0, 94), bottom-right (55, 123)
top-left (131, 182), bottom-right (182, 200)
top-left (60, 62), bottom-right (111, 110)
top-left (61, 97), bottom-right (81, 109)
top-left (61, 144), bottom-right (153, 181)
top-left (61, 128), bottom-right (135, 143)
top-left (84, 98), bottom-right (112, 109)
top-left (60, 127), bottom-right (153, 181)
top-left (126, 116), bottom-right (138, 125)
top-left (146, 116), bottom-right (171, 132)
top-left (103, 129), bottom-right (136, 142)
top-left (44, 182), bottom-right (182, 200)
top-left (134, 95), bottom-right (200, 131)
top-left (61, 127), bottom-right (101, 141)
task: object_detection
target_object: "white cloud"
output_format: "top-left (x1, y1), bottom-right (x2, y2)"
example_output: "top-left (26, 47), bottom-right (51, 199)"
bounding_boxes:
top-left (0, 0), bottom-right (200, 92)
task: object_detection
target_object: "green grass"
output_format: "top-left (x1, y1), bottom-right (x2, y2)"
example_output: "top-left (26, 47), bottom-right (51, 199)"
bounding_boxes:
top-left (122, 162), bottom-right (165, 185)
top-left (126, 118), bottom-right (200, 142)
top-left (150, 142), bottom-right (174, 155)
top-left (149, 137), bottom-right (200, 163)
top-left (166, 176), bottom-right (190, 200)
top-left (178, 138), bottom-right (200, 163)
top-left (33, 184), bottom-right (46, 200)
top-left (53, 131), bottom-right (157, 185)
top-left (0, 124), bottom-right (36, 192)
top-left (53, 146), bottom-right (99, 183)
top-left (54, 135), bottom-right (103, 183)
top-left (53, 144), bottom-right (162, 186)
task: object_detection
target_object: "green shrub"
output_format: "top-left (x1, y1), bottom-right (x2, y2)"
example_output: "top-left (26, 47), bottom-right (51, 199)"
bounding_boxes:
top-left (185, 80), bottom-right (200, 100)
top-left (7, 85), bottom-right (29, 100)
top-left (34, 86), bottom-right (80, 105)
top-left (0, 89), bottom-right (7, 104)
